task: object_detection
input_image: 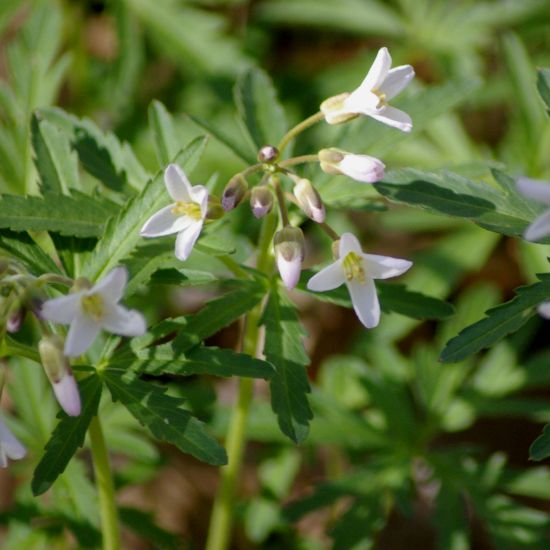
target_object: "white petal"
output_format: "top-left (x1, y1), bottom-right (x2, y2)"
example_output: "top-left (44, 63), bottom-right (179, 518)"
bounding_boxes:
top-left (92, 266), bottom-right (127, 303)
top-left (368, 105), bottom-right (413, 132)
top-left (517, 177), bottom-right (550, 205)
top-left (307, 261), bottom-right (345, 292)
top-left (524, 210), bottom-right (550, 242)
top-left (52, 371), bottom-right (81, 417)
top-left (164, 164), bottom-right (193, 202)
top-left (277, 255), bottom-right (302, 290)
top-left (175, 222), bottom-right (203, 261)
top-left (537, 302), bottom-right (550, 319)
top-left (101, 305), bottom-right (147, 336)
top-left (140, 204), bottom-right (195, 237)
top-left (0, 417), bottom-right (26, 461)
top-left (190, 184), bottom-right (209, 217)
top-left (362, 254), bottom-right (413, 279)
top-left (40, 293), bottom-right (81, 324)
top-left (64, 312), bottom-right (101, 357)
top-left (379, 65), bottom-right (415, 100)
top-left (339, 232), bottom-right (363, 258)
top-left (347, 278), bottom-right (380, 329)
top-left (355, 47), bottom-right (392, 94)
top-left (343, 89), bottom-right (380, 115)
top-left (339, 154), bottom-right (385, 183)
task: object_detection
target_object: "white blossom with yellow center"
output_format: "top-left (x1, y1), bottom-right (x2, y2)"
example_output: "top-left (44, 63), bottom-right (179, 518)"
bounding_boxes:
top-left (140, 163), bottom-right (208, 261)
top-left (307, 233), bottom-right (412, 329)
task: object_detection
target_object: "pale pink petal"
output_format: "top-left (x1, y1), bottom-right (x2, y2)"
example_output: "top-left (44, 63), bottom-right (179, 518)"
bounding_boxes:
top-left (517, 177), bottom-right (550, 206)
top-left (379, 65), bottom-right (415, 100)
top-left (277, 255), bottom-right (302, 290)
top-left (339, 232), bottom-right (363, 258)
top-left (140, 204), bottom-right (195, 237)
top-left (338, 154), bottom-right (385, 183)
top-left (64, 312), bottom-right (101, 357)
top-left (367, 105), bottom-right (413, 132)
top-left (175, 222), bottom-right (203, 261)
top-left (40, 293), bottom-right (81, 324)
top-left (524, 210), bottom-right (550, 242)
top-left (52, 371), bottom-right (81, 416)
top-left (101, 305), bottom-right (147, 336)
top-left (307, 261), bottom-right (346, 292)
top-left (165, 164), bottom-right (193, 202)
top-left (0, 417), bottom-right (26, 464)
top-left (362, 254), bottom-right (413, 279)
top-left (347, 278), bottom-right (380, 329)
top-left (92, 266), bottom-right (127, 303)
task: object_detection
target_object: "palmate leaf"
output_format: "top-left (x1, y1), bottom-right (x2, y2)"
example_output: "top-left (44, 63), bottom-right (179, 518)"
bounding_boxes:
top-left (31, 374), bottom-right (102, 496)
top-left (0, 192), bottom-right (116, 237)
top-left (102, 365), bottom-right (226, 465)
top-left (82, 136), bottom-right (207, 282)
top-left (537, 68), bottom-right (550, 117)
top-left (262, 286), bottom-right (312, 444)
top-left (440, 274), bottom-right (550, 363)
top-left (234, 68), bottom-right (287, 151)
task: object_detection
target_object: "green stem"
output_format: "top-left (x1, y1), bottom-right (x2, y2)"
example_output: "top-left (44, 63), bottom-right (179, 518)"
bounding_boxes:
top-left (89, 416), bottom-right (121, 550)
top-left (218, 255), bottom-right (250, 279)
top-left (205, 213), bottom-right (276, 550)
top-left (277, 112), bottom-right (324, 154)
top-left (278, 154), bottom-right (319, 168)
top-left (271, 175), bottom-right (290, 227)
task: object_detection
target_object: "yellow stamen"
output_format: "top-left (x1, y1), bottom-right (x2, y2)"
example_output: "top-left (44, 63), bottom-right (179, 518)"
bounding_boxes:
top-left (81, 293), bottom-right (104, 321)
top-left (342, 252), bottom-right (366, 284)
top-left (372, 88), bottom-right (387, 109)
top-left (171, 201), bottom-right (202, 220)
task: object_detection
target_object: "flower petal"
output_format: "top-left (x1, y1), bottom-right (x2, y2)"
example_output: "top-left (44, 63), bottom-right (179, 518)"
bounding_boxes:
top-left (52, 371), bottom-right (81, 417)
top-left (517, 177), bottom-right (550, 206)
top-left (190, 184), bottom-right (209, 217)
top-left (64, 312), bottom-right (101, 357)
top-left (140, 204), bottom-right (195, 237)
top-left (368, 105), bottom-right (412, 132)
top-left (277, 255), bottom-right (302, 290)
top-left (92, 266), bottom-right (127, 303)
top-left (339, 232), bottom-right (363, 258)
top-left (338, 154), bottom-right (385, 183)
top-left (40, 293), bottom-right (81, 324)
top-left (362, 254), bottom-right (413, 279)
top-left (101, 305), bottom-right (147, 336)
top-left (343, 89), bottom-right (380, 115)
top-left (347, 278), bottom-right (380, 329)
top-left (355, 47), bottom-right (392, 94)
top-left (0, 417), bottom-right (26, 462)
top-left (165, 164), bottom-right (193, 202)
top-left (307, 261), bottom-right (345, 292)
top-left (175, 221), bottom-right (203, 261)
top-left (380, 65), bottom-right (415, 100)
top-left (524, 210), bottom-right (550, 242)
top-left (537, 301), bottom-right (550, 319)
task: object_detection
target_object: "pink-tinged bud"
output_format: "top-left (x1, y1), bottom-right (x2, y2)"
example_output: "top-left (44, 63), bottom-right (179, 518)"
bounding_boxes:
top-left (293, 179), bottom-right (325, 223)
top-left (6, 308), bottom-right (24, 334)
top-left (38, 335), bottom-right (81, 417)
top-left (319, 148), bottom-right (385, 183)
top-left (258, 145), bottom-right (279, 163)
top-left (274, 227), bottom-right (305, 290)
top-left (250, 186), bottom-right (274, 219)
top-left (222, 176), bottom-right (248, 212)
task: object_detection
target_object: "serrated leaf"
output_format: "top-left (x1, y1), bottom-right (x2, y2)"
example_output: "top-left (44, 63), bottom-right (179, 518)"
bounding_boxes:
top-left (0, 230), bottom-right (62, 274)
top-left (82, 136), bottom-right (207, 282)
top-left (102, 366), bottom-right (226, 465)
top-left (0, 192), bottom-right (116, 237)
top-left (440, 274), bottom-right (550, 363)
top-left (537, 68), bottom-right (550, 117)
top-left (31, 374), bottom-right (102, 496)
top-left (195, 226), bottom-right (236, 256)
top-left (148, 99), bottom-right (180, 167)
top-left (262, 287), bottom-right (312, 443)
top-left (530, 425), bottom-right (550, 461)
top-left (234, 68), bottom-right (287, 151)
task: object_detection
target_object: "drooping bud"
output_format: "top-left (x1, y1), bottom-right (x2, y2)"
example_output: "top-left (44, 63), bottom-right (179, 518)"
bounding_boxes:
top-left (258, 145), bottom-right (279, 164)
top-left (250, 186), bottom-right (274, 219)
top-left (320, 93), bottom-right (358, 125)
top-left (274, 227), bottom-right (305, 290)
top-left (38, 335), bottom-right (81, 417)
top-left (293, 179), bottom-right (325, 223)
top-left (222, 176), bottom-right (248, 212)
top-left (319, 148), bottom-right (385, 183)
top-left (205, 195), bottom-right (224, 220)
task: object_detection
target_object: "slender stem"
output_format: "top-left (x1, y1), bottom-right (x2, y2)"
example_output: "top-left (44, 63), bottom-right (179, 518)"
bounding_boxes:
top-left (319, 222), bottom-right (340, 241)
top-left (271, 175), bottom-right (290, 227)
top-left (277, 111), bottom-right (324, 154)
top-left (218, 255), bottom-right (250, 279)
top-left (89, 416), bottom-right (121, 550)
top-left (205, 212), bottom-right (276, 550)
top-left (278, 154), bottom-right (319, 168)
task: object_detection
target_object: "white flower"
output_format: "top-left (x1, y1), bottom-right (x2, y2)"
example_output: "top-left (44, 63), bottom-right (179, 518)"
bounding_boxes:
top-left (274, 227), bottom-right (305, 290)
top-left (40, 267), bottom-right (146, 357)
top-left (319, 148), bottom-right (385, 183)
top-left (320, 47), bottom-right (414, 132)
top-left (307, 233), bottom-right (412, 328)
top-left (140, 164), bottom-right (208, 261)
top-left (517, 177), bottom-right (550, 241)
top-left (0, 415), bottom-right (26, 467)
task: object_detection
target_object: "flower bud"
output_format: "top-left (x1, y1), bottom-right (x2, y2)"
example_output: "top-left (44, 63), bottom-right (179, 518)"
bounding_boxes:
top-left (250, 186), bottom-right (274, 219)
top-left (319, 148), bottom-right (385, 183)
top-left (205, 195), bottom-right (224, 220)
top-left (274, 227), bottom-right (305, 290)
top-left (293, 179), bottom-right (325, 223)
top-left (320, 93), bottom-right (358, 125)
top-left (38, 335), bottom-right (81, 417)
top-left (258, 145), bottom-right (279, 163)
top-left (222, 176), bottom-right (248, 212)
top-left (6, 307), bottom-right (24, 334)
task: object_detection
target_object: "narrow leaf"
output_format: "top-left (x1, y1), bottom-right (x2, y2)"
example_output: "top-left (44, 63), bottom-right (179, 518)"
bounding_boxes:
top-left (530, 425), bottom-right (550, 461)
top-left (537, 68), bottom-right (550, 117)
top-left (148, 99), bottom-right (180, 167)
top-left (0, 230), bottom-right (62, 274)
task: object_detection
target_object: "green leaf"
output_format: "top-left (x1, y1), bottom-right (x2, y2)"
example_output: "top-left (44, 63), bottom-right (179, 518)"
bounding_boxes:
top-left (102, 366), bottom-right (226, 465)
top-left (537, 68), bottom-right (550, 117)
top-left (234, 68), bottom-right (287, 151)
top-left (440, 274), bottom-right (550, 363)
top-left (262, 287), bottom-right (312, 443)
top-left (0, 230), bottom-right (62, 274)
top-left (31, 113), bottom-right (78, 195)
top-left (148, 99), bottom-right (180, 167)
top-left (119, 507), bottom-right (180, 549)
top-left (0, 192), bottom-right (116, 237)
top-left (31, 374), bottom-right (102, 496)
top-left (83, 137), bottom-right (207, 282)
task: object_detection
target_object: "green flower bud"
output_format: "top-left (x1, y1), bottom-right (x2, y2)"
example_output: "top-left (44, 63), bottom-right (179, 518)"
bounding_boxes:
top-left (222, 176), bottom-right (248, 212)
